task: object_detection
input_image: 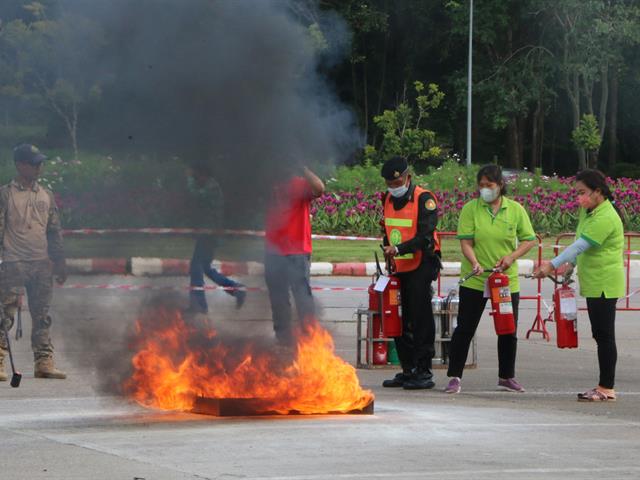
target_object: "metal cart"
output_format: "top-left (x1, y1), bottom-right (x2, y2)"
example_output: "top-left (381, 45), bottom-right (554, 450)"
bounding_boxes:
top-left (356, 288), bottom-right (477, 369)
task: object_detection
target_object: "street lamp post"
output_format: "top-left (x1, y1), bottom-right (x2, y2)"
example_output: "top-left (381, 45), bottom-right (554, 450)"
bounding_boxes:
top-left (466, 0), bottom-right (473, 166)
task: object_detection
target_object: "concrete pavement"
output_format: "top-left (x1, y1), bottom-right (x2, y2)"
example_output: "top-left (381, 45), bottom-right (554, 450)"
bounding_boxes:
top-left (1, 275), bottom-right (639, 479)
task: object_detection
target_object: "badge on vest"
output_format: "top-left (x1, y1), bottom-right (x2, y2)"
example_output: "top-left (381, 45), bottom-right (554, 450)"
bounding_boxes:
top-left (425, 199), bottom-right (436, 211)
top-left (389, 229), bottom-right (402, 245)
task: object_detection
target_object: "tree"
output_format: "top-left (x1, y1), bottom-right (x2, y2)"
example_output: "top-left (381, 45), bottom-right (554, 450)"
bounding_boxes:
top-left (446, 0), bottom-right (555, 170)
top-left (1, 2), bottom-right (104, 157)
top-left (364, 81), bottom-right (444, 166)
top-left (543, 0), bottom-right (640, 169)
top-left (572, 114), bottom-right (601, 166)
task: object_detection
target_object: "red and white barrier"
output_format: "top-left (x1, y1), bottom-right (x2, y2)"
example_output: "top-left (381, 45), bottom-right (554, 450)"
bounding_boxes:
top-left (62, 227), bottom-right (379, 242)
top-left (57, 283), bottom-right (370, 293)
top-left (67, 258), bottom-right (127, 275)
top-left (63, 257), bottom-right (544, 277)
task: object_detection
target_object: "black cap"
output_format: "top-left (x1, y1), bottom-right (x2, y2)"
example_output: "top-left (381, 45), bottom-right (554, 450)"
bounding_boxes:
top-left (380, 156), bottom-right (408, 180)
top-left (13, 144), bottom-right (47, 165)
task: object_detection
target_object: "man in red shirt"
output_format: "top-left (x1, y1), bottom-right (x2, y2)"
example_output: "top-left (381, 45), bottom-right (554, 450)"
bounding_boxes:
top-left (265, 166), bottom-right (324, 345)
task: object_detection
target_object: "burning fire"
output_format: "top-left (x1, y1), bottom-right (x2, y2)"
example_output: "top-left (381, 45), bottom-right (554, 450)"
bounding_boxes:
top-left (124, 305), bottom-right (374, 414)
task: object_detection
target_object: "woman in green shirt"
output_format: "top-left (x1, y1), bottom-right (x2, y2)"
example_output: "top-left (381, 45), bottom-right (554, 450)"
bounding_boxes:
top-left (445, 165), bottom-right (537, 394)
top-left (534, 169), bottom-right (624, 402)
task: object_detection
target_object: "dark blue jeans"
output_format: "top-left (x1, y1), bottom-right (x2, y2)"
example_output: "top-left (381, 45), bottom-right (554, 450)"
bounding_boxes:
top-left (189, 236), bottom-right (240, 312)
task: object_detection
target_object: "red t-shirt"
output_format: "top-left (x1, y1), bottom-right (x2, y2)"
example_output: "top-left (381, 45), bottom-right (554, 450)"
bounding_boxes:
top-left (265, 177), bottom-right (313, 255)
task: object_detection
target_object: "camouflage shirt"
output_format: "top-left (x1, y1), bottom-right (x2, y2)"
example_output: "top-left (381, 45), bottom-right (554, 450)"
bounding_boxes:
top-left (0, 179), bottom-right (65, 263)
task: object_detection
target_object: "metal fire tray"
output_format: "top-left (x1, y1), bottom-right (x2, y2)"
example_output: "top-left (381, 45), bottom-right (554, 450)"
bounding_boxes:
top-left (191, 396), bottom-right (374, 416)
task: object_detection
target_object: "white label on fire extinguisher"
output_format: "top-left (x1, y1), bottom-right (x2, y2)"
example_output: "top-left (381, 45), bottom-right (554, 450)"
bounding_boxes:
top-left (373, 275), bottom-right (390, 292)
top-left (560, 296), bottom-right (577, 320)
top-left (499, 302), bottom-right (513, 314)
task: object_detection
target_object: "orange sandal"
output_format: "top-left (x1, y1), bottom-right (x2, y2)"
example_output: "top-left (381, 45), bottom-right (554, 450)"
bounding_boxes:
top-left (577, 388), bottom-right (616, 402)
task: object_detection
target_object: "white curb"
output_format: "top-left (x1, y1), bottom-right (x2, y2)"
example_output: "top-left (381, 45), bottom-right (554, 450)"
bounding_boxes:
top-left (66, 258), bottom-right (94, 274)
top-left (247, 261), bottom-right (265, 276)
top-left (310, 262), bottom-right (334, 276)
top-left (365, 262), bottom-right (378, 276)
top-left (131, 257), bottom-right (164, 276)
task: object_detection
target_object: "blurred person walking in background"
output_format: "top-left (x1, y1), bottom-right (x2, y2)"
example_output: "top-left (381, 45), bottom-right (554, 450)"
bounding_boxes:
top-left (186, 163), bottom-right (246, 314)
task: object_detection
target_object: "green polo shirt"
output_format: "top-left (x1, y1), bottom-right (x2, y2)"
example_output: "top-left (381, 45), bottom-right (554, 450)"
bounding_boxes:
top-left (575, 200), bottom-right (624, 298)
top-left (456, 197), bottom-right (536, 293)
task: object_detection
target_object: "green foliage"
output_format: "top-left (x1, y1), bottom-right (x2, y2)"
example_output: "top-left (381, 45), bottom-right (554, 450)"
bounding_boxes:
top-left (365, 81), bottom-right (444, 166)
top-left (2, 0), bottom-right (640, 179)
top-left (572, 114), bottom-right (601, 152)
top-left (0, 148), bottom-right (120, 194)
top-left (0, 125), bottom-right (47, 145)
top-left (0, 5), bottom-right (105, 156)
top-left (324, 162), bottom-right (382, 193)
top-left (611, 162), bottom-right (640, 179)
top-left (420, 157), bottom-right (478, 192)
top-left (308, 23), bottom-right (329, 52)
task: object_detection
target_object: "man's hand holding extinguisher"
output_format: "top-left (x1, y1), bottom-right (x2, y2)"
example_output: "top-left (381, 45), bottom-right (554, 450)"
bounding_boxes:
top-left (382, 245), bottom-right (399, 259)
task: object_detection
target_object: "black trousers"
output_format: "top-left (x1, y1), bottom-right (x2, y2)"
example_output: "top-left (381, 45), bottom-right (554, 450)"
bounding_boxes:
top-left (264, 253), bottom-right (315, 345)
top-left (394, 259), bottom-right (438, 373)
top-left (586, 294), bottom-right (618, 389)
top-left (447, 286), bottom-right (520, 379)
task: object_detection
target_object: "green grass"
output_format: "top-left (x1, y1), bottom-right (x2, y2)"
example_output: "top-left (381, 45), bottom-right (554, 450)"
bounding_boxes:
top-left (63, 234), bottom-right (640, 263)
top-left (63, 236), bottom-right (379, 262)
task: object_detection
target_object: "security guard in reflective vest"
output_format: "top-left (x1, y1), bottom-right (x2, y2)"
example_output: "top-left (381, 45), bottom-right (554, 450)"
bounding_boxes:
top-left (380, 156), bottom-right (441, 389)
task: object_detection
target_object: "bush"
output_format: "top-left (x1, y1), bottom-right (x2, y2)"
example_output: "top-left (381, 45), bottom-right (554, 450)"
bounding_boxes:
top-left (0, 125), bottom-right (48, 147)
top-left (3, 147), bottom-right (639, 235)
top-left (313, 162), bottom-right (640, 236)
top-left (0, 148), bottom-right (193, 228)
top-left (325, 162), bottom-right (382, 194)
top-left (611, 162), bottom-right (640, 179)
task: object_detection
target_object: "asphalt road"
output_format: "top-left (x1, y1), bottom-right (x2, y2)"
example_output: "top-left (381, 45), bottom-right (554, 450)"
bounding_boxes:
top-left (1, 274), bottom-right (639, 480)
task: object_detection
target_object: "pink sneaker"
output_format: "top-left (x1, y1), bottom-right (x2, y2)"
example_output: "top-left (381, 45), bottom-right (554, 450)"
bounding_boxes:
top-left (445, 377), bottom-right (461, 394)
top-left (498, 377), bottom-right (525, 393)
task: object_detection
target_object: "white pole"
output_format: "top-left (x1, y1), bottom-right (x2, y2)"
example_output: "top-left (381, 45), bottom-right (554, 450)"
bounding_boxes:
top-left (466, 0), bottom-right (473, 166)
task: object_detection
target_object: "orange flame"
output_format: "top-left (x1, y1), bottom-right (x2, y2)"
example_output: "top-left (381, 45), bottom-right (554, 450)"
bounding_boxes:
top-left (124, 306), bottom-right (374, 414)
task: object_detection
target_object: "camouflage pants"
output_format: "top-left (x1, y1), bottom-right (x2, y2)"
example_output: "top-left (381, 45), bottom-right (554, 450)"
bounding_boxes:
top-left (0, 260), bottom-right (54, 361)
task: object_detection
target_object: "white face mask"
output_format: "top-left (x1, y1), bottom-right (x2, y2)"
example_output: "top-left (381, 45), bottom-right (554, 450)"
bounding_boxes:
top-left (388, 184), bottom-right (409, 198)
top-left (479, 187), bottom-right (500, 203)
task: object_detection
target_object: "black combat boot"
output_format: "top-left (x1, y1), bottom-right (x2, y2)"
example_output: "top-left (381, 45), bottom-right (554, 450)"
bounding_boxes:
top-left (382, 371), bottom-right (412, 388)
top-left (402, 369), bottom-right (435, 390)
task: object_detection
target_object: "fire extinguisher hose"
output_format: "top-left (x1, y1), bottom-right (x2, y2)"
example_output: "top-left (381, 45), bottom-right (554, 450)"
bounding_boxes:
top-left (458, 267), bottom-right (502, 285)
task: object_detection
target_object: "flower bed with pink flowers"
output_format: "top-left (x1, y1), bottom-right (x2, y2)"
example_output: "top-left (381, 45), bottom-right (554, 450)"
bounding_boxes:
top-left (312, 176), bottom-right (640, 237)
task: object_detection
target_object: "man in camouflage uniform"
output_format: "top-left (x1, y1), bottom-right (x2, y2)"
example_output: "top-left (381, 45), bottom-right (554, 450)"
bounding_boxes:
top-left (0, 144), bottom-right (67, 380)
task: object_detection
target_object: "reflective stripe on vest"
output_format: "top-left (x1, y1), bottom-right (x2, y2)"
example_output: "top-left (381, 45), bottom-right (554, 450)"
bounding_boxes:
top-left (383, 186), bottom-right (439, 272)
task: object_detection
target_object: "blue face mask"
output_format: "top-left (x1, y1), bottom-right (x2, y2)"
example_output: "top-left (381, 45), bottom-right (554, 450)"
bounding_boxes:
top-left (388, 183), bottom-right (409, 198)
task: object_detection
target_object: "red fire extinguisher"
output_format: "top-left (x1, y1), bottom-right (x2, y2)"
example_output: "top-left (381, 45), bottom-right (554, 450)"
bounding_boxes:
top-left (367, 253), bottom-right (403, 364)
top-left (553, 280), bottom-right (578, 349)
top-left (381, 276), bottom-right (402, 337)
top-left (367, 282), bottom-right (387, 365)
top-left (488, 269), bottom-right (516, 335)
top-left (380, 251), bottom-right (402, 338)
